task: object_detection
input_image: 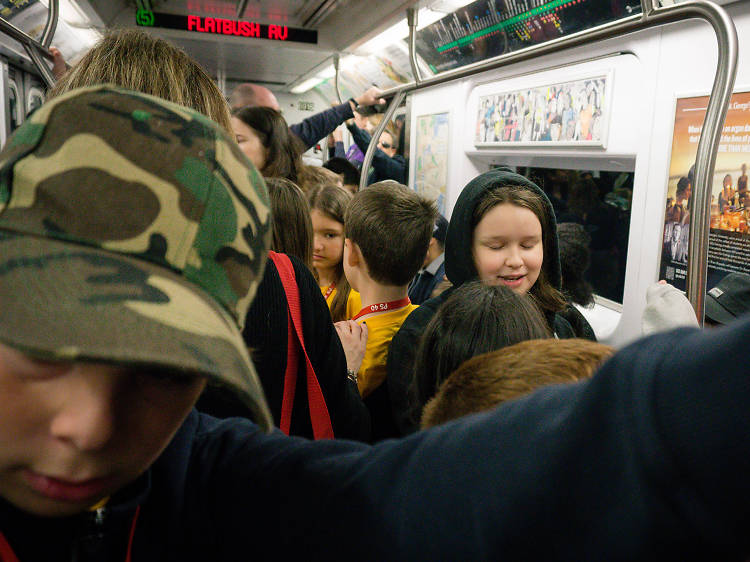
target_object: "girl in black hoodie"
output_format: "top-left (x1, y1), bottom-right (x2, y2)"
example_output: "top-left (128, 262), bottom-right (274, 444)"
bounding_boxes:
top-left (387, 167), bottom-right (595, 435)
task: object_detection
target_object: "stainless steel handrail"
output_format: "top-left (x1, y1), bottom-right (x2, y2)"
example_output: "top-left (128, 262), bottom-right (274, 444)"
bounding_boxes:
top-left (333, 53), bottom-right (343, 104)
top-left (24, 44), bottom-right (55, 87)
top-left (407, 7), bottom-right (421, 85)
top-left (40, 0), bottom-right (58, 48)
top-left (236, 0), bottom-right (249, 19)
top-left (359, 0), bottom-right (736, 322)
top-left (660, 1), bottom-right (737, 325)
top-left (0, 2), bottom-right (59, 88)
top-left (358, 89), bottom-right (406, 192)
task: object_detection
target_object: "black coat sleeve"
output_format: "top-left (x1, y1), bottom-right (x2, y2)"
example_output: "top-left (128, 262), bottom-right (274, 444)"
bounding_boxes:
top-left (191, 317), bottom-right (750, 561)
top-left (293, 256), bottom-right (371, 441)
top-left (347, 123), bottom-right (407, 184)
top-left (289, 102), bottom-right (354, 150)
top-left (197, 256), bottom-right (370, 441)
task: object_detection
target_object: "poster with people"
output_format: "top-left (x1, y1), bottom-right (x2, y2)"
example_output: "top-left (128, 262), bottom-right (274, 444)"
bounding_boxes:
top-left (660, 91), bottom-right (750, 291)
top-left (474, 76), bottom-right (608, 146)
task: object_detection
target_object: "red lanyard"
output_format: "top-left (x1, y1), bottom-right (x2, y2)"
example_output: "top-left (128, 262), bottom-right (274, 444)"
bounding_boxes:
top-left (352, 297), bottom-right (411, 322)
top-left (0, 505), bottom-right (140, 562)
top-left (323, 281), bottom-right (336, 300)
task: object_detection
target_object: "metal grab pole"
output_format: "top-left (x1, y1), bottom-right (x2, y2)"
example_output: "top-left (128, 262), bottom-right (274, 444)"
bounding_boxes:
top-left (390, 0), bottom-right (736, 322)
top-left (407, 7), bottom-right (421, 85)
top-left (359, 89), bottom-right (406, 192)
top-left (40, 0), bottom-right (58, 47)
top-left (333, 53), bottom-right (343, 104)
top-left (24, 44), bottom-right (55, 87)
top-left (660, 2), bottom-right (737, 325)
top-left (0, 14), bottom-right (57, 87)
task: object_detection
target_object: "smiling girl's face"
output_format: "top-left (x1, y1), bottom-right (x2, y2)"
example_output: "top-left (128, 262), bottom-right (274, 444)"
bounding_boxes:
top-left (472, 202), bottom-right (543, 295)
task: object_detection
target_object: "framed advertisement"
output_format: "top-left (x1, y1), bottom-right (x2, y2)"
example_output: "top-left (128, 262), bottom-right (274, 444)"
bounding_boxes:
top-left (415, 112), bottom-right (449, 215)
top-left (474, 74), bottom-right (611, 147)
top-left (659, 90), bottom-right (750, 291)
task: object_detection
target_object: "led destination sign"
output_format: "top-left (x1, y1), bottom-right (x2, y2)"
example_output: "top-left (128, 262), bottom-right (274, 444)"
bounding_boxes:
top-left (135, 10), bottom-right (317, 44)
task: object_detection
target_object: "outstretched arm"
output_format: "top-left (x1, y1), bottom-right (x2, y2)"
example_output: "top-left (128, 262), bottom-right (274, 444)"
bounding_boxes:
top-left (290, 87), bottom-right (385, 150)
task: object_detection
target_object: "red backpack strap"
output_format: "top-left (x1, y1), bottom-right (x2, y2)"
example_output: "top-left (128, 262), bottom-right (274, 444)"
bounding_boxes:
top-left (267, 252), bottom-right (334, 439)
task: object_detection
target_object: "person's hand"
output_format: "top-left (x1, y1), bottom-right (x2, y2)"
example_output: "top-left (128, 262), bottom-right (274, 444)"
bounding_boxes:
top-left (332, 126), bottom-right (343, 143)
top-left (50, 46), bottom-right (68, 80)
top-left (352, 110), bottom-right (369, 131)
top-left (354, 87), bottom-right (386, 108)
top-left (327, 133), bottom-right (335, 148)
top-left (334, 320), bottom-right (368, 375)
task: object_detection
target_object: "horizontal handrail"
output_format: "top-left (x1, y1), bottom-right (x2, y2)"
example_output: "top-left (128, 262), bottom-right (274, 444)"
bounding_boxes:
top-left (362, 0), bottom-right (736, 324)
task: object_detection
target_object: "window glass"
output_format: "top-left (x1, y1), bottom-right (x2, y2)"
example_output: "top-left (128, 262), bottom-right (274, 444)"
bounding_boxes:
top-left (524, 166), bottom-right (633, 303)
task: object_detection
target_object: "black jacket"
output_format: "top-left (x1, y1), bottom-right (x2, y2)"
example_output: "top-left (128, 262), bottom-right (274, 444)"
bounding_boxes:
top-left (387, 168), bottom-right (594, 435)
top-left (5, 318), bottom-right (750, 560)
top-left (198, 254), bottom-right (370, 441)
top-left (347, 123), bottom-right (407, 185)
top-left (289, 101), bottom-right (354, 150)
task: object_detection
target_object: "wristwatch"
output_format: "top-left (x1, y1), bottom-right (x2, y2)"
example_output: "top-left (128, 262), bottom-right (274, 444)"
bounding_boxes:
top-left (347, 368), bottom-right (358, 384)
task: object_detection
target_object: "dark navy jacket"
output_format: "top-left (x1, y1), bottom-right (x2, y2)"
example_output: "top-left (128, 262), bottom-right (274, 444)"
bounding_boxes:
top-left (4, 318), bottom-right (750, 560)
top-left (289, 101), bottom-right (354, 150)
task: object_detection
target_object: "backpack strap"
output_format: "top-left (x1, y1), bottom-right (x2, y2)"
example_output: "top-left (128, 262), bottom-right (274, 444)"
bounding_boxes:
top-left (268, 251), bottom-right (334, 439)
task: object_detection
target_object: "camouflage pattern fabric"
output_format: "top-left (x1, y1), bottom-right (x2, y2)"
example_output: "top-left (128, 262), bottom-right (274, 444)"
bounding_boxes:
top-left (0, 85), bottom-right (273, 430)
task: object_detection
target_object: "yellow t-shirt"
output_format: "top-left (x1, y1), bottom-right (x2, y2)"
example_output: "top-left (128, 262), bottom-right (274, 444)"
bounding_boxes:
top-left (354, 303), bottom-right (418, 397)
top-left (320, 284), bottom-right (362, 321)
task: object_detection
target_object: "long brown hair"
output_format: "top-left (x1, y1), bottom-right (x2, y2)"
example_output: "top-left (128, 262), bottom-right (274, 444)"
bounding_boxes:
top-left (307, 185), bottom-right (353, 322)
top-left (48, 29), bottom-right (232, 133)
top-left (472, 185), bottom-right (566, 314)
top-left (265, 178), bottom-right (313, 269)
top-left (232, 106), bottom-right (303, 182)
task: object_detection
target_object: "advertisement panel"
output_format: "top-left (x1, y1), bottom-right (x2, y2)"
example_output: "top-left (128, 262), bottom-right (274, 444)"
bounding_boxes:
top-left (660, 92), bottom-right (750, 290)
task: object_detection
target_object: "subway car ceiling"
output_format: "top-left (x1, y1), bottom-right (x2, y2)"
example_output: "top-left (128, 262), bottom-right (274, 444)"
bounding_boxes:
top-left (81, 0), bottom-right (454, 94)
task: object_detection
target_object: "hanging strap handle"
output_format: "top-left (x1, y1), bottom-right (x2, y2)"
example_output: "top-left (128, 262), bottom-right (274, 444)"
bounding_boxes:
top-left (268, 252), bottom-right (334, 439)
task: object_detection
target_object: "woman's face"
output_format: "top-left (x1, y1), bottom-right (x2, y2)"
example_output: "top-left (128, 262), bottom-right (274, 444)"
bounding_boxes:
top-left (311, 209), bottom-right (344, 274)
top-left (231, 117), bottom-right (268, 172)
top-left (472, 203), bottom-right (544, 295)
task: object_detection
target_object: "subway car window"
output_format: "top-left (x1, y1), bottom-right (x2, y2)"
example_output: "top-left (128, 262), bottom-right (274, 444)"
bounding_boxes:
top-left (8, 80), bottom-right (19, 132)
top-left (525, 167), bottom-right (633, 304)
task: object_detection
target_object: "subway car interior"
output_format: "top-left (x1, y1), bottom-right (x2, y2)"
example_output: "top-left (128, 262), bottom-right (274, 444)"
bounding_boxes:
top-left (6, 1), bottom-right (750, 559)
top-left (0, 0), bottom-right (748, 349)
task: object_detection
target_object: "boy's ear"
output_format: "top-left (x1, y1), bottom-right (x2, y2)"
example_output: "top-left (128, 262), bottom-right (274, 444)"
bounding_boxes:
top-left (345, 239), bottom-right (360, 267)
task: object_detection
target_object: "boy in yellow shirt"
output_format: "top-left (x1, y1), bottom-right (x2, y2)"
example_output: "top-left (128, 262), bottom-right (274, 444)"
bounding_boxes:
top-left (342, 180), bottom-right (436, 440)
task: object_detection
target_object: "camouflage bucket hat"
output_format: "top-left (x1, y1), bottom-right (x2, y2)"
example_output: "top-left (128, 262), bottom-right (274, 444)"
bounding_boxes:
top-left (0, 85), bottom-right (273, 430)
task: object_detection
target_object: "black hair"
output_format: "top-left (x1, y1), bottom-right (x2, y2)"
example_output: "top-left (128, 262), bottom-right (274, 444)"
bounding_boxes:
top-left (412, 281), bottom-right (552, 410)
top-left (323, 157), bottom-right (360, 188)
top-left (557, 222), bottom-right (594, 307)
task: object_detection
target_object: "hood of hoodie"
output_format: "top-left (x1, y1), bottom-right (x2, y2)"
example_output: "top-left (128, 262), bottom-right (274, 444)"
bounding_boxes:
top-left (444, 167), bottom-right (561, 292)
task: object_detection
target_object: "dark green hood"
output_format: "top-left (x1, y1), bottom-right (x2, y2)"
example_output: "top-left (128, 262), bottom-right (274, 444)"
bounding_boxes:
top-left (444, 167), bottom-right (561, 291)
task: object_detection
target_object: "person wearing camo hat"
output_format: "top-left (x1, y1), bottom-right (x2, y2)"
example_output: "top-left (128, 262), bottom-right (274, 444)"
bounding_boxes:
top-left (0, 84), bottom-right (276, 558)
top-left (7, 84), bottom-right (750, 562)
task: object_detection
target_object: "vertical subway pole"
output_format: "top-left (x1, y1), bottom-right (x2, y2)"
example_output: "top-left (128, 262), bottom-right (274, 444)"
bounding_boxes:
top-left (662, 2), bottom-right (737, 325)
top-left (40, 0), bottom-right (58, 47)
top-left (333, 53), bottom-right (343, 104)
top-left (407, 7), bottom-right (422, 85)
top-left (359, 89), bottom-right (407, 192)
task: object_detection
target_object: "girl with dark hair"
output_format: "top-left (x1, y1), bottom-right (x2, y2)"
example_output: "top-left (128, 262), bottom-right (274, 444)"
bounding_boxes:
top-left (200, 176), bottom-right (369, 440)
top-left (307, 185), bottom-right (361, 322)
top-left (231, 106), bottom-right (303, 182)
top-left (387, 167), bottom-right (595, 435)
top-left (265, 178), bottom-right (313, 269)
top-left (412, 281), bottom-right (551, 413)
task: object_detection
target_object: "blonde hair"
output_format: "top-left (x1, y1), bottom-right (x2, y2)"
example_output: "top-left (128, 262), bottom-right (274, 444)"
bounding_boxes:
top-left (48, 29), bottom-right (232, 133)
top-left (421, 338), bottom-right (613, 428)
